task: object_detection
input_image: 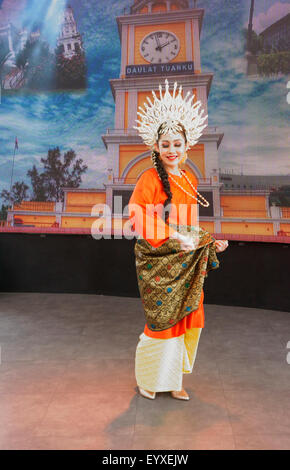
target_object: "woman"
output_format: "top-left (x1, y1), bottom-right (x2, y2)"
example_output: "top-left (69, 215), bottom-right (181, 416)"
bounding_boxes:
top-left (129, 80), bottom-right (228, 400)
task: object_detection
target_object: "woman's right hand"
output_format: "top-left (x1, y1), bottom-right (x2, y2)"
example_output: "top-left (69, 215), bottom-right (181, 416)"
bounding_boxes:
top-left (172, 232), bottom-right (199, 252)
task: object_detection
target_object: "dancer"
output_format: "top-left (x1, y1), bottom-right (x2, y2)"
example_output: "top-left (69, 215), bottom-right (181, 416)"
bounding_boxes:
top-left (129, 79), bottom-right (228, 400)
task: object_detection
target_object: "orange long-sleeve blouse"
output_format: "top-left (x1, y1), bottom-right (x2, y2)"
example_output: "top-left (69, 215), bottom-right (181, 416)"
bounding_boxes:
top-left (129, 167), bottom-right (205, 338)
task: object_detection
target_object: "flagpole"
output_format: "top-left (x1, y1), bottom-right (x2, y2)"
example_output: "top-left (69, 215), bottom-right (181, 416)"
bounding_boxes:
top-left (9, 137), bottom-right (17, 207)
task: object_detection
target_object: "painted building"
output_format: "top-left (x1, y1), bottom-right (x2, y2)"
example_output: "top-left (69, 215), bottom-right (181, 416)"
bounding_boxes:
top-left (56, 5), bottom-right (83, 58)
top-left (259, 13), bottom-right (290, 49)
top-left (0, 21), bottom-right (41, 90)
top-left (0, 22), bottom-right (25, 89)
top-left (6, 0), bottom-right (290, 238)
top-left (102, 0), bottom-right (223, 237)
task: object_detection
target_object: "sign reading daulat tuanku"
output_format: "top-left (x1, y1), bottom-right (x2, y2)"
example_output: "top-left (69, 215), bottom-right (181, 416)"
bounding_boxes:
top-left (126, 61), bottom-right (194, 77)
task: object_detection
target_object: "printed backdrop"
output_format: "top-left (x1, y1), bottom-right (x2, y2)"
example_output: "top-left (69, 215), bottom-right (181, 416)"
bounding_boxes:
top-left (0, 0), bottom-right (289, 206)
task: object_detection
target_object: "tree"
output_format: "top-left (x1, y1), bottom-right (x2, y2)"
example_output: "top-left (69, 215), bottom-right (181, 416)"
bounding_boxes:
top-left (0, 204), bottom-right (8, 222)
top-left (0, 181), bottom-right (29, 206)
top-left (15, 37), bottom-right (56, 90)
top-left (28, 147), bottom-right (88, 202)
top-left (2, 147), bottom-right (88, 205)
top-left (55, 49), bottom-right (86, 89)
top-left (257, 51), bottom-right (290, 76)
top-left (270, 185), bottom-right (290, 207)
top-left (27, 165), bottom-right (48, 201)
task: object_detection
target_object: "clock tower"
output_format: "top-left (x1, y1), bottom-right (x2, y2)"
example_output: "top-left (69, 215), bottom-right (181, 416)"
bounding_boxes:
top-left (102, 0), bottom-right (224, 233)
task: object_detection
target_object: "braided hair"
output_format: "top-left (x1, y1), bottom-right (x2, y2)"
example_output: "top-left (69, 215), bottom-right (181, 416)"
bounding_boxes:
top-left (151, 123), bottom-right (187, 223)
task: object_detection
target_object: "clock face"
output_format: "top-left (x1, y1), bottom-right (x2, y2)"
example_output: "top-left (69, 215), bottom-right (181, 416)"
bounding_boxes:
top-left (140, 31), bottom-right (180, 64)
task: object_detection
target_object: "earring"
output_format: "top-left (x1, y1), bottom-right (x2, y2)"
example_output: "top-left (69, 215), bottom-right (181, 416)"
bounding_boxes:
top-left (180, 151), bottom-right (188, 164)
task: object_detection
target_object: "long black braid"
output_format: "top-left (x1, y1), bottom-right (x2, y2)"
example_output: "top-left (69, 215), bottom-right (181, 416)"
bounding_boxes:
top-left (151, 149), bottom-right (172, 224)
top-left (151, 123), bottom-right (187, 224)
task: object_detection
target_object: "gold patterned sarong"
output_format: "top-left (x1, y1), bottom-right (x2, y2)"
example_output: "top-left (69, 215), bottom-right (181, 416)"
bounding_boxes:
top-left (134, 224), bottom-right (220, 332)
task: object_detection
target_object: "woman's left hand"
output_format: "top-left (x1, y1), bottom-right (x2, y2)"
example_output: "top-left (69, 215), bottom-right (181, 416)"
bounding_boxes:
top-left (215, 240), bottom-right (229, 253)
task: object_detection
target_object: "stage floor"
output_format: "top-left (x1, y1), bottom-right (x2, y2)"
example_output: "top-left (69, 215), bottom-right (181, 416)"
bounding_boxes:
top-left (0, 292), bottom-right (289, 450)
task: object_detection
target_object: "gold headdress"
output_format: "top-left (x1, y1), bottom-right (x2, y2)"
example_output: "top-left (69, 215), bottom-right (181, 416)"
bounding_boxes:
top-left (133, 79), bottom-right (208, 149)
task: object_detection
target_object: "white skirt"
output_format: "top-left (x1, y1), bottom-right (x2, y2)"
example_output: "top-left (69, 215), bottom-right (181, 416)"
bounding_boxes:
top-left (135, 327), bottom-right (202, 392)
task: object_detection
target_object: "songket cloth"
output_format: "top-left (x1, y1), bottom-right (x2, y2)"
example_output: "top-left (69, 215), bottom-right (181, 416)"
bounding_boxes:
top-left (134, 224), bottom-right (220, 392)
top-left (134, 223), bottom-right (220, 332)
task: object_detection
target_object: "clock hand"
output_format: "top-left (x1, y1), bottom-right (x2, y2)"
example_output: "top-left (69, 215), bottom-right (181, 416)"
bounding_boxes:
top-left (154, 34), bottom-right (161, 51)
top-left (160, 41), bottom-right (170, 49)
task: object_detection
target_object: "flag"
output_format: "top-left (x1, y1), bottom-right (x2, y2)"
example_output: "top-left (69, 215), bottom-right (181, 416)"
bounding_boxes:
top-left (15, 137), bottom-right (18, 150)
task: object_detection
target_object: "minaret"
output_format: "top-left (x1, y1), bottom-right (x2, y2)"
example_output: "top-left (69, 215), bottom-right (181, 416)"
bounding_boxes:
top-left (57, 5), bottom-right (83, 58)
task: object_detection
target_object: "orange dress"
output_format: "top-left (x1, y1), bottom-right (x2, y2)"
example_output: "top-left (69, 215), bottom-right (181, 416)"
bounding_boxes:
top-left (129, 167), bottom-right (205, 339)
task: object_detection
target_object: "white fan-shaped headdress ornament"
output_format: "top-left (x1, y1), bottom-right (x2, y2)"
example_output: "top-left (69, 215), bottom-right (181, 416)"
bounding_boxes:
top-left (133, 79), bottom-right (208, 149)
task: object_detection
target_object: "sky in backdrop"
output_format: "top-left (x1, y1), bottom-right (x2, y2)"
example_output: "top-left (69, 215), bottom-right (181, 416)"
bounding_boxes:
top-left (0, 0), bottom-right (289, 204)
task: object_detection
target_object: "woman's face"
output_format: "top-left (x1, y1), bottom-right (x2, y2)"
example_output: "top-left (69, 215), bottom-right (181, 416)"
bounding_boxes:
top-left (154, 131), bottom-right (188, 173)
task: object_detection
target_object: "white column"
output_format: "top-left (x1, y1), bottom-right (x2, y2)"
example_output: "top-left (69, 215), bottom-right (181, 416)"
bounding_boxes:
top-left (192, 18), bottom-right (201, 71)
top-left (127, 90), bottom-right (138, 129)
top-left (107, 168), bottom-right (113, 183)
top-left (106, 144), bottom-right (113, 177)
top-left (148, 2), bottom-right (153, 13)
top-left (214, 219), bottom-right (221, 233)
top-left (128, 25), bottom-right (135, 64)
top-left (185, 20), bottom-right (193, 61)
top-left (63, 192), bottom-right (68, 212)
top-left (55, 202), bottom-right (63, 212)
top-left (204, 141), bottom-right (219, 180)
top-left (114, 91), bottom-right (125, 129)
top-left (270, 204), bottom-right (281, 236)
top-left (106, 186), bottom-right (113, 213)
top-left (108, 143), bottom-right (120, 178)
top-left (270, 205), bottom-right (282, 219)
top-left (272, 221), bottom-right (280, 235)
top-left (265, 193), bottom-right (271, 217)
top-left (55, 202), bottom-right (62, 225)
top-left (120, 24), bottom-right (128, 77)
top-left (166, 0), bottom-right (171, 11)
top-left (213, 186), bottom-right (221, 218)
